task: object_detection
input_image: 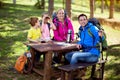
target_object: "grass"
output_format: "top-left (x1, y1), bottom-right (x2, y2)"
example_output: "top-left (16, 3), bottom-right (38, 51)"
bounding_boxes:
top-left (0, 0), bottom-right (120, 80)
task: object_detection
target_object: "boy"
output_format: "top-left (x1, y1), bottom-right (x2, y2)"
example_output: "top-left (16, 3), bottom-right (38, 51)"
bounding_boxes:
top-left (27, 17), bottom-right (41, 63)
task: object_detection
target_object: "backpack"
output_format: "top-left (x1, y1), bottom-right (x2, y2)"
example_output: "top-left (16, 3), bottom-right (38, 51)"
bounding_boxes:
top-left (14, 52), bottom-right (32, 73)
top-left (88, 18), bottom-right (108, 50)
top-left (78, 18), bottom-right (108, 50)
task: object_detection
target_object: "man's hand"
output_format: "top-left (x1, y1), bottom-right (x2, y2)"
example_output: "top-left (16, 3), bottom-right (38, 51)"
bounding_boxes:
top-left (76, 44), bottom-right (82, 49)
top-left (98, 30), bottom-right (103, 37)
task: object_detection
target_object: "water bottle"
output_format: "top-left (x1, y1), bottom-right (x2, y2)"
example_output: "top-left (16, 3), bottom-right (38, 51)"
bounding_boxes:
top-left (66, 29), bottom-right (72, 43)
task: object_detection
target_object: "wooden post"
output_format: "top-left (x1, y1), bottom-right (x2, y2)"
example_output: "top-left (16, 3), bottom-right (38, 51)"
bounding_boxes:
top-left (61, 71), bottom-right (65, 80)
top-left (30, 48), bottom-right (35, 66)
top-left (43, 51), bottom-right (52, 80)
top-left (91, 65), bottom-right (96, 78)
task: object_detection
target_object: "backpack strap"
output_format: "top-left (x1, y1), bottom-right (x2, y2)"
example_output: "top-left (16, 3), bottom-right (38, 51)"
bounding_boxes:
top-left (88, 27), bottom-right (96, 47)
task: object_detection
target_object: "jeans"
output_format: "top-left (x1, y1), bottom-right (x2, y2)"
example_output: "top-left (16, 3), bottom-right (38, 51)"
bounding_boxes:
top-left (65, 51), bottom-right (98, 65)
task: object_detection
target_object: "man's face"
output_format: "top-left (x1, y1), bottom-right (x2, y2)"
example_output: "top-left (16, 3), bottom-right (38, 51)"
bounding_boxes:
top-left (78, 16), bottom-right (88, 27)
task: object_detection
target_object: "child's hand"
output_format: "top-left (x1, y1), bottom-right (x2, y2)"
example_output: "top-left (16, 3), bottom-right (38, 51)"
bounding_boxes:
top-left (42, 16), bottom-right (46, 21)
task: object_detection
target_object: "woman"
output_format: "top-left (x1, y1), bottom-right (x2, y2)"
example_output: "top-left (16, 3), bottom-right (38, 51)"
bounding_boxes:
top-left (53, 9), bottom-right (74, 41)
top-left (52, 9), bottom-right (74, 64)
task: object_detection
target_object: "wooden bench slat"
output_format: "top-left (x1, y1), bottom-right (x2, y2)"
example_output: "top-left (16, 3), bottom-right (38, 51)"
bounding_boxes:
top-left (97, 60), bottom-right (106, 64)
top-left (58, 62), bottom-right (97, 72)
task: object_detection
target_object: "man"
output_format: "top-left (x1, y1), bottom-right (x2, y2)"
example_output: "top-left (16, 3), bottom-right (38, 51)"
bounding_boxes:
top-left (65, 14), bottom-right (103, 65)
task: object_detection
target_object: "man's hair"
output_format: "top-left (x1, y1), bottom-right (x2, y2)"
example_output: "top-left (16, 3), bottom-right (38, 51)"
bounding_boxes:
top-left (29, 17), bottom-right (38, 26)
top-left (78, 14), bottom-right (87, 20)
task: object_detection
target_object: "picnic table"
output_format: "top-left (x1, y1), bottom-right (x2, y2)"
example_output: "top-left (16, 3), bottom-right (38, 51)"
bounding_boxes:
top-left (25, 41), bottom-right (78, 80)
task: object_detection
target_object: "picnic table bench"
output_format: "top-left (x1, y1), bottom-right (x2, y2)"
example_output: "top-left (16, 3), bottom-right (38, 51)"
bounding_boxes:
top-left (58, 48), bottom-right (107, 80)
top-left (58, 59), bottom-right (107, 80)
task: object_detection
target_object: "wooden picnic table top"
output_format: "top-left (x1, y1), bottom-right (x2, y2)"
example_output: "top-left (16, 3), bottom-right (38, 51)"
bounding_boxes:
top-left (24, 41), bottom-right (78, 52)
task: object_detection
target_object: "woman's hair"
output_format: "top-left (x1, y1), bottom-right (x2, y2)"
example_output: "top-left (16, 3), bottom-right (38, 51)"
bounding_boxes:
top-left (29, 17), bottom-right (38, 26)
top-left (56, 8), bottom-right (67, 19)
top-left (56, 8), bottom-right (64, 14)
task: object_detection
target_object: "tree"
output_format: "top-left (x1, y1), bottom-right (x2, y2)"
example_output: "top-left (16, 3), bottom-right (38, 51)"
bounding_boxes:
top-left (101, 0), bottom-right (104, 13)
top-left (34, 0), bottom-right (45, 9)
top-left (90, 0), bottom-right (95, 18)
top-left (41, 0), bottom-right (45, 9)
top-left (48, 0), bottom-right (54, 17)
top-left (104, 0), bottom-right (109, 9)
top-left (13, 0), bottom-right (16, 5)
top-left (116, 0), bottom-right (120, 4)
top-left (63, 0), bottom-right (65, 9)
top-left (109, 0), bottom-right (114, 19)
top-left (0, 1), bottom-right (4, 8)
top-left (65, 0), bottom-right (71, 18)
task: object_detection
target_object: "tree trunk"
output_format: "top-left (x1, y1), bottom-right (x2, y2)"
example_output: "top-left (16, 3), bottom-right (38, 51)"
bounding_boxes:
top-left (13, 0), bottom-right (16, 5)
top-left (48, 0), bottom-right (54, 17)
top-left (104, 0), bottom-right (108, 9)
top-left (0, 1), bottom-right (4, 8)
top-left (116, 0), bottom-right (120, 4)
top-left (65, 0), bottom-right (71, 18)
top-left (101, 0), bottom-right (104, 13)
top-left (109, 0), bottom-right (114, 19)
top-left (41, 0), bottom-right (45, 9)
top-left (90, 0), bottom-right (94, 18)
top-left (63, 0), bottom-right (65, 9)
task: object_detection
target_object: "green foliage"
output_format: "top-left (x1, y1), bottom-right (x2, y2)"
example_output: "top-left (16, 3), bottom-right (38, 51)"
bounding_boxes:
top-left (115, 3), bottom-right (120, 11)
top-left (34, 0), bottom-right (45, 9)
top-left (0, 3), bottom-right (44, 57)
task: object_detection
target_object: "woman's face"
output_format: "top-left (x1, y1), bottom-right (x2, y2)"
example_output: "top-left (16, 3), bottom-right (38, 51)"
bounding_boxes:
top-left (78, 16), bottom-right (88, 27)
top-left (57, 9), bottom-right (65, 21)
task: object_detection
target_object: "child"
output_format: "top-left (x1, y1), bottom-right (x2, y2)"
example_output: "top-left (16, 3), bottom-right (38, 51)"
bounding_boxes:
top-left (28, 17), bottom-right (41, 43)
top-left (40, 12), bottom-right (56, 42)
top-left (27, 17), bottom-right (41, 63)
